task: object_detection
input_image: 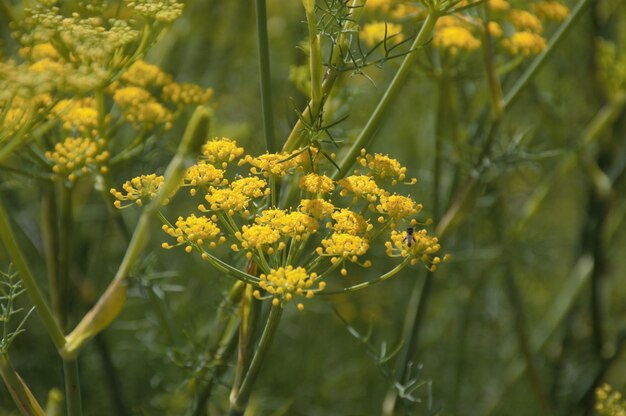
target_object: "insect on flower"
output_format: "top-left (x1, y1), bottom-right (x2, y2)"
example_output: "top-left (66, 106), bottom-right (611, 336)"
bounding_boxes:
top-left (403, 227), bottom-right (416, 247)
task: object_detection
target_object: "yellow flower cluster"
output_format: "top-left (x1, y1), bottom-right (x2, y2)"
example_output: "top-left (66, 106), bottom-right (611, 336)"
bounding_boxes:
top-left (532, 1), bottom-right (570, 22)
top-left (162, 214), bottom-right (225, 252)
top-left (121, 60), bottom-right (173, 88)
top-left (385, 229), bottom-right (443, 270)
top-left (338, 174), bottom-right (383, 202)
top-left (45, 137), bottom-right (109, 181)
top-left (299, 173), bottom-right (335, 194)
top-left (357, 149), bottom-right (416, 185)
top-left (162, 82), bottom-right (214, 106)
top-left (51, 99), bottom-right (101, 136)
top-left (125, 0), bottom-right (184, 23)
top-left (256, 209), bottom-right (319, 240)
top-left (254, 266), bottom-right (325, 311)
top-left (501, 32), bottom-right (547, 56)
top-left (433, 18), bottom-right (481, 55)
top-left (300, 199), bottom-right (335, 219)
top-left (183, 163), bottom-right (228, 195)
top-left (319, 234), bottom-right (370, 276)
top-left (113, 86), bottom-right (173, 130)
top-left (596, 384), bottom-right (626, 416)
top-left (110, 174), bottom-right (166, 208)
top-left (507, 10), bottom-right (543, 33)
top-left (201, 137), bottom-right (245, 168)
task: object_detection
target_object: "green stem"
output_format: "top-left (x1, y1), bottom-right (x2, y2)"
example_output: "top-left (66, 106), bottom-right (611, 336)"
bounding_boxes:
top-left (229, 304), bottom-right (283, 415)
top-left (41, 185), bottom-right (62, 324)
top-left (481, 15), bottom-right (504, 118)
top-left (332, 11), bottom-right (440, 180)
top-left (58, 183), bottom-right (73, 331)
top-left (320, 257), bottom-right (411, 295)
top-left (0, 199), bottom-right (66, 350)
top-left (62, 359), bottom-right (82, 416)
top-left (255, 0), bottom-right (276, 152)
top-left (0, 353), bottom-right (45, 416)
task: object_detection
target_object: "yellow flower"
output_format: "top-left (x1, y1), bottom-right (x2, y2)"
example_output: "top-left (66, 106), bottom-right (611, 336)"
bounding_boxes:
top-left (236, 224), bottom-right (281, 252)
top-left (319, 233), bottom-right (370, 264)
top-left (121, 59), bottom-right (172, 87)
top-left (52, 98), bottom-right (100, 135)
top-left (202, 188), bottom-right (251, 216)
top-left (532, 1), bottom-right (569, 22)
top-left (595, 384), bottom-right (626, 416)
top-left (488, 0), bottom-right (510, 12)
top-left (390, 4), bottom-right (425, 20)
top-left (162, 82), bottom-right (213, 105)
top-left (240, 151), bottom-right (297, 177)
top-left (376, 194), bottom-right (421, 222)
top-left (162, 214), bottom-right (224, 252)
top-left (385, 229), bottom-right (442, 269)
top-left (111, 174), bottom-right (166, 207)
top-left (299, 173), bottom-right (335, 194)
top-left (358, 149), bottom-right (415, 185)
top-left (19, 43), bottom-right (60, 60)
top-left (433, 26), bottom-right (481, 54)
top-left (183, 163), bottom-right (228, 195)
top-left (113, 86), bottom-right (173, 130)
top-left (507, 10), bottom-right (543, 33)
top-left (201, 137), bottom-right (245, 168)
top-left (337, 174), bottom-right (383, 202)
top-left (502, 32), bottom-right (547, 56)
top-left (254, 266), bottom-right (323, 311)
top-left (230, 177), bottom-right (270, 199)
top-left (331, 209), bottom-right (371, 235)
top-left (300, 199), bottom-right (335, 219)
top-left (365, 0), bottom-right (391, 11)
top-left (487, 21), bottom-right (503, 38)
top-left (360, 22), bottom-right (405, 48)
top-left (45, 137), bottom-right (109, 181)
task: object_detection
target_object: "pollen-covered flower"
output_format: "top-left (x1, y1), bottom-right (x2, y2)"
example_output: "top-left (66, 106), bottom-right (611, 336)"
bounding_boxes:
top-left (376, 194), bottom-right (422, 222)
top-left (360, 22), bottom-right (405, 48)
top-left (240, 151), bottom-right (297, 177)
top-left (183, 163), bottom-right (228, 195)
top-left (318, 233), bottom-right (370, 272)
top-left (299, 173), bottom-right (335, 194)
top-left (52, 98), bottom-right (100, 135)
top-left (434, 26), bottom-right (481, 54)
top-left (253, 266), bottom-right (324, 311)
top-left (162, 82), bottom-right (213, 105)
top-left (338, 174), bottom-right (384, 202)
top-left (507, 10), bottom-right (543, 33)
top-left (235, 224), bottom-right (282, 254)
top-left (256, 209), bottom-right (319, 240)
top-left (111, 174), bottom-right (166, 207)
top-left (300, 199), bottom-right (335, 219)
top-left (532, 1), bottom-right (569, 22)
top-left (201, 138), bottom-right (245, 168)
top-left (230, 177), bottom-right (270, 199)
top-left (202, 188), bottom-right (251, 216)
top-left (162, 214), bottom-right (225, 252)
top-left (113, 86), bottom-right (172, 130)
top-left (358, 150), bottom-right (415, 185)
top-left (502, 32), bottom-right (547, 56)
top-left (331, 209), bottom-right (371, 235)
top-left (385, 229), bottom-right (443, 270)
top-left (45, 137), bottom-right (109, 181)
top-left (125, 0), bottom-right (184, 23)
top-left (121, 59), bottom-right (172, 87)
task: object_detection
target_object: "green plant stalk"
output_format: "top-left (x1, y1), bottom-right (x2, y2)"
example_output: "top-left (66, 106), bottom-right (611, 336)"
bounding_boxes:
top-left (304, 0), bottom-right (323, 118)
top-left (332, 11), bottom-right (440, 180)
top-left (60, 106), bottom-right (211, 359)
top-left (255, 0), bottom-right (277, 152)
top-left (481, 16), bottom-right (504, 118)
top-left (0, 0), bottom-right (17, 23)
top-left (229, 304), bottom-right (283, 415)
top-left (0, 200), bottom-right (66, 350)
top-left (57, 183), bottom-right (73, 331)
top-left (0, 353), bottom-right (45, 416)
top-left (320, 257), bottom-right (411, 295)
top-left (62, 359), bottom-right (82, 416)
top-left (41, 185), bottom-right (62, 324)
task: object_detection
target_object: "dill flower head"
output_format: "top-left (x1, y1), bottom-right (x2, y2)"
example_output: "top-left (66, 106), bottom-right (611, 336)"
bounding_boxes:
top-left (502, 32), bottom-right (547, 56)
top-left (162, 214), bottom-right (225, 252)
top-left (299, 173), bottom-right (335, 194)
top-left (240, 151), bottom-right (300, 177)
top-left (236, 224), bottom-right (282, 254)
top-left (19, 42), bottom-right (60, 60)
top-left (385, 229), bottom-right (443, 270)
top-left (532, 1), bottom-right (570, 22)
top-left (256, 209), bottom-right (319, 240)
top-left (201, 137), bottom-right (245, 168)
top-left (230, 177), bottom-right (270, 199)
top-left (300, 199), bottom-right (335, 219)
top-left (162, 82), bottom-right (214, 106)
top-left (113, 86), bottom-right (173, 130)
top-left (488, 0), bottom-right (510, 12)
top-left (338, 174), bottom-right (384, 202)
top-left (110, 174), bottom-right (166, 207)
top-left (202, 187), bottom-right (252, 216)
top-left (254, 266), bottom-right (324, 311)
top-left (507, 10), bottom-right (543, 33)
top-left (124, 0), bottom-right (184, 23)
top-left (360, 22), bottom-right (405, 48)
top-left (433, 26), bottom-right (481, 55)
top-left (121, 59), bottom-right (172, 87)
top-left (183, 163), bottom-right (228, 195)
top-left (318, 233), bottom-right (370, 275)
top-left (45, 137), bottom-right (109, 181)
top-left (595, 384), bottom-right (626, 416)
top-left (52, 98), bottom-right (100, 135)
top-left (358, 149), bottom-right (415, 185)
top-left (331, 209), bottom-right (371, 235)
top-left (376, 194), bottom-right (422, 223)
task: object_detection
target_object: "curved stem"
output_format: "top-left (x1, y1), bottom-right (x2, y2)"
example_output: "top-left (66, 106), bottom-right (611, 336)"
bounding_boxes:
top-left (229, 304), bottom-right (283, 415)
top-left (255, 0), bottom-right (276, 152)
top-left (319, 257), bottom-right (412, 295)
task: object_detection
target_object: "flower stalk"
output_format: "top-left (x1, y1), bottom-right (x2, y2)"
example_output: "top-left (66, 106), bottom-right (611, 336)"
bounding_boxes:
top-left (255, 0), bottom-right (277, 152)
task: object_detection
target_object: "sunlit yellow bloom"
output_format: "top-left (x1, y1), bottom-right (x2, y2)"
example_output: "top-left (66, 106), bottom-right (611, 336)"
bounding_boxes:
top-left (360, 22), bottom-right (404, 48)
top-left (162, 82), bottom-right (213, 105)
top-left (162, 214), bottom-right (225, 252)
top-left (385, 229), bottom-right (442, 269)
top-left (45, 137), bottom-right (109, 181)
top-left (28, 58), bottom-right (65, 74)
top-left (300, 199), bottom-right (335, 219)
top-left (121, 59), bottom-right (172, 87)
top-left (507, 10), bottom-right (543, 33)
top-left (337, 174), bottom-right (383, 202)
top-left (256, 209), bottom-right (318, 239)
top-left (52, 99), bottom-right (100, 135)
top-left (532, 1), bottom-right (569, 22)
top-left (358, 149), bottom-right (415, 185)
top-left (230, 177), bottom-right (270, 199)
top-left (319, 233), bottom-right (369, 263)
top-left (202, 188), bottom-right (251, 216)
top-left (111, 174), bottom-right (166, 207)
top-left (331, 209), bottom-right (371, 235)
top-left (488, 0), bottom-right (509, 12)
top-left (435, 15), bottom-right (468, 29)
top-left (376, 194), bottom-right (421, 222)
top-left (487, 21), bottom-right (503, 38)
top-left (254, 266), bottom-right (323, 311)
top-left (183, 163), bottom-right (228, 195)
top-left (299, 173), bottom-right (335, 194)
top-left (502, 32), bottom-right (547, 56)
top-left (240, 151), bottom-right (298, 177)
top-left (19, 43), bottom-right (60, 60)
top-left (236, 224), bottom-right (281, 251)
top-left (201, 137), bottom-right (245, 168)
top-left (434, 26), bottom-right (481, 54)
top-left (113, 86), bottom-right (173, 129)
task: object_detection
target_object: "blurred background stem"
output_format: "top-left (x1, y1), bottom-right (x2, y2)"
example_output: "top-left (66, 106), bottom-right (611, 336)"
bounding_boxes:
top-left (255, 0), bottom-right (276, 152)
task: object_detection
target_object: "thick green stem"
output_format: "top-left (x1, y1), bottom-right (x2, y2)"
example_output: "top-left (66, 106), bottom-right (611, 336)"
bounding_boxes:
top-left (57, 184), bottom-right (73, 331)
top-left (255, 0), bottom-right (276, 152)
top-left (62, 359), bottom-right (82, 416)
top-left (41, 185), bottom-right (62, 324)
top-left (229, 304), bottom-right (283, 415)
top-left (332, 12), bottom-right (439, 180)
top-left (0, 199), bottom-right (66, 350)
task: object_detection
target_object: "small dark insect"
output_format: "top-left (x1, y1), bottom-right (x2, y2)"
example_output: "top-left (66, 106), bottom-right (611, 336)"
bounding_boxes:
top-left (404, 227), bottom-right (416, 247)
